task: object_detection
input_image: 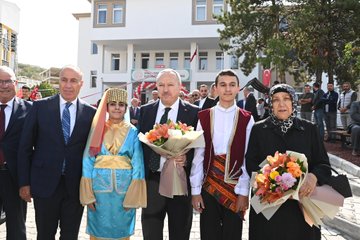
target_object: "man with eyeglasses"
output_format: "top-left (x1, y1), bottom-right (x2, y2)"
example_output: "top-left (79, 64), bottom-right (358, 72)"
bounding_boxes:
top-left (0, 66), bottom-right (32, 239)
top-left (18, 65), bottom-right (96, 240)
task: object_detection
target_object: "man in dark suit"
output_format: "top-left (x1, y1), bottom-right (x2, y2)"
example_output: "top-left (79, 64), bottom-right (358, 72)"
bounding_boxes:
top-left (18, 65), bottom-right (96, 240)
top-left (0, 66), bottom-right (32, 239)
top-left (129, 97), bottom-right (140, 126)
top-left (139, 69), bottom-right (199, 240)
top-left (194, 84), bottom-right (216, 110)
top-left (239, 87), bottom-right (259, 121)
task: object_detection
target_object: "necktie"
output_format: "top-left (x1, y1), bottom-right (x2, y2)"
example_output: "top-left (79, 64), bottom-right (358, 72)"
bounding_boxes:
top-left (0, 104), bottom-right (7, 165)
top-left (149, 107), bottom-right (171, 172)
top-left (62, 102), bottom-right (72, 144)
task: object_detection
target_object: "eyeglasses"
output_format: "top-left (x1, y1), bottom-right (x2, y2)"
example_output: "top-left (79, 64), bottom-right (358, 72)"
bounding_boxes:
top-left (0, 80), bottom-right (14, 86)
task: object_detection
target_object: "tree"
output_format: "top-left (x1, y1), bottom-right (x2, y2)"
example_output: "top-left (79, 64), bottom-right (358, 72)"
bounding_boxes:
top-left (217, 0), bottom-right (292, 81)
top-left (37, 82), bottom-right (57, 98)
top-left (216, 0), bottom-right (360, 86)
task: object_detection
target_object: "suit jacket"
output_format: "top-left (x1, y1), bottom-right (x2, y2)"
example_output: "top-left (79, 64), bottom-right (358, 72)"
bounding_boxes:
top-left (2, 98), bottom-right (32, 186)
top-left (236, 99), bottom-right (244, 109)
top-left (18, 95), bottom-right (96, 198)
top-left (244, 93), bottom-right (259, 121)
top-left (194, 97), bottom-right (216, 110)
top-left (138, 99), bottom-right (199, 179)
top-left (129, 106), bottom-right (140, 121)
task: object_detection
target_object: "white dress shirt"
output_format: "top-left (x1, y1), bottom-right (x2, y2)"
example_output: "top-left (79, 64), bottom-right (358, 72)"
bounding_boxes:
top-left (155, 98), bottom-right (179, 171)
top-left (199, 98), bottom-right (206, 109)
top-left (59, 95), bottom-right (77, 136)
top-left (190, 101), bottom-right (254, 196)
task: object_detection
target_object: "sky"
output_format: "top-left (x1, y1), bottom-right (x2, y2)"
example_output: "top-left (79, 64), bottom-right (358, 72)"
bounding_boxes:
top-left (9, 0), bottom-right (91, 69)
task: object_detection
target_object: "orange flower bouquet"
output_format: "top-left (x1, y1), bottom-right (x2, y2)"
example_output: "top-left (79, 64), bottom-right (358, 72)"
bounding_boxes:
top-left (250, 150), bottom-right (344, 227)
top-left (138, 120), bottom-right (204, 198)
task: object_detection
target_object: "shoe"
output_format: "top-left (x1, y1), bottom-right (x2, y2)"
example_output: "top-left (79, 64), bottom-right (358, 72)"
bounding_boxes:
top-left (352, 150), bottom-right (360, 156)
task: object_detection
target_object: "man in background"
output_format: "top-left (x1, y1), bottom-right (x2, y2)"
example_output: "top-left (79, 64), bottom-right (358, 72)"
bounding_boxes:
top-left (129, 97), bottom-right (140, 126)
top-left (148, 90), bottom-right (159, 103)
top-left (312, 82), bottom-right (325, 140)
top-left (238, 87), bottom-right (259, 121)
top-left (21, 85), bottom-right (31, 101)
top-left (298, 84), bottom-right (314, 121)
top-left (323, 83), bottom-right (338, 142)
top-left (194, 84), bottom-right (216, 110)
top-left (338, 82), bottom-right (357, 130)
top-left (0, 66), bottom-right (32, 239)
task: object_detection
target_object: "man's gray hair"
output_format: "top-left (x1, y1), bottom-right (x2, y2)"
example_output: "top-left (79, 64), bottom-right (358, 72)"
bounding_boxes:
top-left (156, 68), bottom-right (182, 85)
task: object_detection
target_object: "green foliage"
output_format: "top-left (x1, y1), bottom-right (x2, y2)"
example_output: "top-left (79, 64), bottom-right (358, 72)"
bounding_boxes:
top-left (216, 0), bottom-right (360, 86)
top-left (38, 82), bottom-right (57, 98)
top-left (17, 63), bottom-right (45, 79)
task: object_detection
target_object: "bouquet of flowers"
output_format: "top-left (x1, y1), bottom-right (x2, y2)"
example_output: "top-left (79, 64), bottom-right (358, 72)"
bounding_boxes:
top-left (253, 151), bottom-right (306, 204)
top-left (139, 120), bottom-right (204, 198)
top-left (250, 150), bottom-right (344, 227)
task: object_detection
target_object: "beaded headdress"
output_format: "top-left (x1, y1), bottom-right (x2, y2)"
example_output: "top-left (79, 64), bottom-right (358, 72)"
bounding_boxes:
top-left (106, 88), bottom-right (127, 104)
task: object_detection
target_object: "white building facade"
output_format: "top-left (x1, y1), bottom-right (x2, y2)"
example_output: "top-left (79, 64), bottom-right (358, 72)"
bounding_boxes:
top-left (75, 0), bottom-right (260, 105)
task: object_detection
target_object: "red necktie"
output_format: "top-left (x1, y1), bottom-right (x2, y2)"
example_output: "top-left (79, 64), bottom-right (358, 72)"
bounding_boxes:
top-left (0, 104), bottom-right (7, 165)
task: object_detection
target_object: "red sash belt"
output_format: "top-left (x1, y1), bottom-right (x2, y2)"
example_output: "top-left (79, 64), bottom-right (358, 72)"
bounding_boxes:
top-left (203, 154), bottom-right (237, 213)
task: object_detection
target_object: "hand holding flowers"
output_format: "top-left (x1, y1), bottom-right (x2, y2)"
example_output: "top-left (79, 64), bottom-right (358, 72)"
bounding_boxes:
top-left (139, 120), bottom-right (204, 198)
top-left (250, 150), bottom-right (344, 227)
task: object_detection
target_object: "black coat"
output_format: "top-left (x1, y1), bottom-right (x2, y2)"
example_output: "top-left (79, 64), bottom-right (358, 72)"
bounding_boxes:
top-left (194, 97), bottom-right (216, 110)
top-left (245, 117), bottom-right (331, 240)
top-left (245, 93), bottom-right (259, 121)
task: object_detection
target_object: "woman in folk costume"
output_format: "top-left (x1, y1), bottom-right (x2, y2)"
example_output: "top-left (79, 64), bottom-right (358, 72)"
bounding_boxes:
top-left (80, 88), bottom-right (146, 240)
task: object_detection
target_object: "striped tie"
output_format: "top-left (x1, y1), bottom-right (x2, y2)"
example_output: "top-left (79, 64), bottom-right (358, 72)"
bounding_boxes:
top-left (62, 102), bottom-right (72, 144)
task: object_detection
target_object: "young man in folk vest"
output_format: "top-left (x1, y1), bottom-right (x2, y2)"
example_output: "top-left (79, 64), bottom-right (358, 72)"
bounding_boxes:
top-left (190, 69), bottom-right (254, 240)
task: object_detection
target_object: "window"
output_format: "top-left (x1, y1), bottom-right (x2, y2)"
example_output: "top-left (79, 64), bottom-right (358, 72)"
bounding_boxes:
top-left (155, 53), bottom-right (164, 66)
top-left (97, 4), bottom-right (107, 24)
top-left (213, 0), bottom-right (223, 17)
top-left (113, 4), bottom-right (123, 24)
top-left (198, 52), bottom-right (208, 70)
top-left (216, 52), bottom-right (224, 70)
top-left (169, 52), bottom-right (179, 69)
top-left (90, 70), bottom-right (97, 88)
top-left (184, 52), bottom-right (190, 69)
top-left (193, 0), bottom-right (226, 24)
top-left (91, 43), bottom-right (98, 54)
top-left (111, 54), bottom-right (120, 71)
top-left (196, 0), bottom-right (206, 21)
top-left (141, 53), bottom-right (149, 69)
top-left (230, 55), bottom-right (239, 69)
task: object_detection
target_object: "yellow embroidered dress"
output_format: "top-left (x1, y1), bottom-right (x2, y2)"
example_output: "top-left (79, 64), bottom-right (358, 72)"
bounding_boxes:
top-left (80, 120), bottom-right (146, 239)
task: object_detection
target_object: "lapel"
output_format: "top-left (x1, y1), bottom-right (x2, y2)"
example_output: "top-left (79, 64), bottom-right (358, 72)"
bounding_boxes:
top-left (147, 101), bottom-right (159, 130)
top-left (5, 98), bottom-right (20, 136)
top-left (68, 98), bottom-right (84, 144)
top-left (176, 100), bottom-right (188, 123)
top-left (50, 95), bottom-right (66, 144)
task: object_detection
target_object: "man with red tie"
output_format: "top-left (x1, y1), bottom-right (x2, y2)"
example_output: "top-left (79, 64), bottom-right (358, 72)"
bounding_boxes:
top-left (0, 66), bottom-right (32, 239)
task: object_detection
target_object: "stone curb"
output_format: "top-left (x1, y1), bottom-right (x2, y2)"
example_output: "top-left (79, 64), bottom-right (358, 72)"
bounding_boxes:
top-left (328, 154), bottom-right (360, 177)
top-left (323, 216), bottom-right (358, 240)
top-left (329, 154), bottom-right (360, 196)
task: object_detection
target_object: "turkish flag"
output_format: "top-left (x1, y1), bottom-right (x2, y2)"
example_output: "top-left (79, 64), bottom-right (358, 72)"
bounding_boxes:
top-left (263, 69), bottom-right (271, 87)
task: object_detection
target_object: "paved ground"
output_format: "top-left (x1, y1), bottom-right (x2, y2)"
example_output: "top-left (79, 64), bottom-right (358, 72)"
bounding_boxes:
top-left (1, 153), bottom-right (358, 239)
top-left (0, 203), bottom-right (353, 240)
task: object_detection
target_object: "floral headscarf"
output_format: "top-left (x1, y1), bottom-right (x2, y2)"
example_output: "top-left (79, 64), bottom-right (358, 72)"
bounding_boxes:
top-left (269, 84), bottom-right (297, 134)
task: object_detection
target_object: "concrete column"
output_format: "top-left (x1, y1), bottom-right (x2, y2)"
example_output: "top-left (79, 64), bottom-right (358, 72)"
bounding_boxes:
top-left (127, 43), bottom-right (134, 100)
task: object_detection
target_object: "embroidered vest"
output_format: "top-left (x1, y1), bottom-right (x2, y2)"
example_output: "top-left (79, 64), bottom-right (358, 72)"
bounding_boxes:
top-left (198, 107), bottom-right (251, 184)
